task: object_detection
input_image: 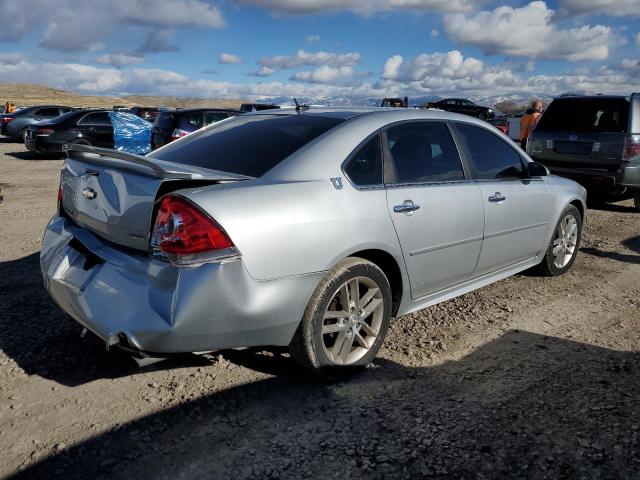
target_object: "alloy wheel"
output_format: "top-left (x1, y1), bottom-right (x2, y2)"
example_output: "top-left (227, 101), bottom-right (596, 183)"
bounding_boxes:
top-left (552, 214), bottom-right (578, 268)
top-left (321, 276), bottom-right (384, 366)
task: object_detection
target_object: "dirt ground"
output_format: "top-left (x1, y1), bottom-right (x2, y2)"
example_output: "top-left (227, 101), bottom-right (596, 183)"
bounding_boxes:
top-left (0, 137), bottom-right (639, 480)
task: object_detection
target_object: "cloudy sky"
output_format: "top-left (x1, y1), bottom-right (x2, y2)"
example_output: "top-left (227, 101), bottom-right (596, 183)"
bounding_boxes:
top-left (0, 0), bottom-right (638, 100)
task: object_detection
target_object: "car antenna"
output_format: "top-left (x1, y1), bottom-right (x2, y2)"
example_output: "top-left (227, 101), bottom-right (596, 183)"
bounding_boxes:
top-left (294, 98), bottom-right (310, 113)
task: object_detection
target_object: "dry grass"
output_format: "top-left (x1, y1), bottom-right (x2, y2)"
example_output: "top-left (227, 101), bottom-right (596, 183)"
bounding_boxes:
top-left (0, 83), bottom-right (247, 110)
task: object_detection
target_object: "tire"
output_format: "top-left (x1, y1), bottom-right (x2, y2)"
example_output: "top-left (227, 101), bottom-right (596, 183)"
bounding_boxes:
top-left (290, 257), bottom-right (392, 380)
top-left (478, 112), bottom-right (488, 120)
top-left (20, 128), bottom-right (27, 143)
top-left (536, 205), bottom-right (582, 276)
top-left (634, 190), bottom-right (640, 212)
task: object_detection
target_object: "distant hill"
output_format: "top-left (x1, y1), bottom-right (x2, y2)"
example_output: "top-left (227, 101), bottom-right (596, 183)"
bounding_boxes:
top-left (0, 83), bottom-right (247, 110)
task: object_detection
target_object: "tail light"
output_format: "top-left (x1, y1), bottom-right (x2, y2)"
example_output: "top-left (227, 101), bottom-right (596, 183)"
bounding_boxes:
top-left (1, 116), bottom-right (14, 124)
top-left (623, 135), bottom-right (640, 161)
top-left (36, 128), bottom-right (54, 136)
top-left (170, 128), bottom-right (190, 142)
top-left (150, 195), bottom-right (238, 267)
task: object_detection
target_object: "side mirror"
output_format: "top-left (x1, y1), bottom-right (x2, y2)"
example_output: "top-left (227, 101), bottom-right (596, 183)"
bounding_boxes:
top-left (526, 161), bottom-right (549, 177)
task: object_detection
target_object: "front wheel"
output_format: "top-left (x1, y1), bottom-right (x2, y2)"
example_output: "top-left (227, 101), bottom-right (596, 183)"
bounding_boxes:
top-left (478, 112), bottom-right (488, 120)
top-left (290, 257), bottom-right (392, 379)
top-left (536, 205), bottom-right (583, 276)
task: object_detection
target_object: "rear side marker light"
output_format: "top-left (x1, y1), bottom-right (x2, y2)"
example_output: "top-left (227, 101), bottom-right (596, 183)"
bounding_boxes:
top-left (150, 195), bottom-right (239, 267)
top-left (37, 128), bottom-right (54, 136)
top-left (2, 117), bottom-right (15, 124)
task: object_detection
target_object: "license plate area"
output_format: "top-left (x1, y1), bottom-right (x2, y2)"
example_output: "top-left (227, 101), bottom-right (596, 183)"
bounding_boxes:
top-left (553, 141), bottom-right (592, 155)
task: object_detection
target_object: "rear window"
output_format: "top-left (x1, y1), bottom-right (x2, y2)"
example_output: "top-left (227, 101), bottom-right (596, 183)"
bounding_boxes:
top-left (537, 98), bottom-right (629, 133)
top-left (149, 114), bottom-right (345, 177)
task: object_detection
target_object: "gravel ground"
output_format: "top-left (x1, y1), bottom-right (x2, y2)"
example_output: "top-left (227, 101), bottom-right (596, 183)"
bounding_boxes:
top-left (1, 137), bottom-right (639, 480)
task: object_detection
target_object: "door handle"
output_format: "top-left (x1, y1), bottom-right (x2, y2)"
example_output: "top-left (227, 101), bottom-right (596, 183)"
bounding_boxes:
top-left (488, 192), bottom-right (506, 203)
top-left (394, 200), bottom-right (420, 214)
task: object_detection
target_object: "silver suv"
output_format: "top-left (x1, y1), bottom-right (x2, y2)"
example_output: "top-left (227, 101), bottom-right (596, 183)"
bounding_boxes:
top-left (528, 93), bottom-right (640, 211)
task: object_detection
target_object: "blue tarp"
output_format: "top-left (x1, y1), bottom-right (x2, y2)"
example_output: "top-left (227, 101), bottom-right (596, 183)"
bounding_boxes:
top-left (109, 111), bottom-right (152, 155)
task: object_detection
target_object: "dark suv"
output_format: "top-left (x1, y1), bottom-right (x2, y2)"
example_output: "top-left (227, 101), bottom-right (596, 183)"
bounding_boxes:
top-left (24, 110), bottom-right (115, 154)
top-left (1, 105), bottom-right (74, 140)
top-left (528, 94), bottom-right (640, 210)
top-left (151, 108), bottom-right (239, 149)
top-left (426, 98), bottom-right (495, 120)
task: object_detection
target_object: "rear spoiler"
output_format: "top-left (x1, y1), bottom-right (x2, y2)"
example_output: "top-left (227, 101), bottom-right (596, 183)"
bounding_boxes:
top-left (63, 144), bottom-right (252, 181)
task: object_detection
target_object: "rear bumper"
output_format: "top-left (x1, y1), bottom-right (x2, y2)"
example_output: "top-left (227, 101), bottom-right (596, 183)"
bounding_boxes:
top-left (40, 216), bottom-right (322, 354)
top-left (539, 162), bottom-right (640, 190)
top-left (25, 136), bottom-right (64, 153)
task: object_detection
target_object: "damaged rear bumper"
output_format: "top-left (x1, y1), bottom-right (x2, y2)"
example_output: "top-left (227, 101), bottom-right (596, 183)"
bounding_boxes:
top-left (40, 216), bottom-right (322, 354)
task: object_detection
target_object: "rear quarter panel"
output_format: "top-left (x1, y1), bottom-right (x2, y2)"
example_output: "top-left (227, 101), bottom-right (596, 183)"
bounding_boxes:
top-left (182, 179), bottom-right (405, 282)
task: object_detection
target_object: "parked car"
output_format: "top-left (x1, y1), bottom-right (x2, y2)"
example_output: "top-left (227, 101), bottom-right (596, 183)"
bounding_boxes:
top-left (128, 106), bottom-right (163, 121)
top-left (25, 110), bottom-right (153, 155)
top-left (528, 93), bottom-right (640, 210)
top-left (151, 108), bottom-right (239, 149)
top-left (24, 110), bottom-right (116, 154)
top-left (240, 103), bottom-right (280, 113)
top-left (41, 108), bottom-right (586, 378)
top-left (1, 105), bottom-right (74, 140)
top-left (488, 116), bottom-right (509, 135)
top-left (381, 97), bottom-right (408, 107)
top-left (426, 98), bottom-right (495, 120)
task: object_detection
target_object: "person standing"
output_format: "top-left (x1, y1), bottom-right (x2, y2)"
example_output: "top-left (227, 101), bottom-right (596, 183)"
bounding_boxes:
top-left (520, 100), bottom-right (543, 150)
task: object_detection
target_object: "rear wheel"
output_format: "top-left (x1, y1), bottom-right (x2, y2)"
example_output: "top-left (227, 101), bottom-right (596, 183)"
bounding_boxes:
top-left (290, 257), bottom-right (392, 379)
top-left (536, 205), bottom-right (582, 276)
top-left (20, 128), bottom-right (27, 142)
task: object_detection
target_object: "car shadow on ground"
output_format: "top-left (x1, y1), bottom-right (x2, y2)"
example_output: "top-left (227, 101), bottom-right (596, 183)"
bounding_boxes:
top-left (581, 235), bottom-right (640, 265)
top-left (5, 150), bottom-right (64, 161)
top-left (0, 253), bottom-right (213, 387)
top-left (586, 199), bottom-right (638, 214)
top-left (11, 330), bottom-right (640, 480)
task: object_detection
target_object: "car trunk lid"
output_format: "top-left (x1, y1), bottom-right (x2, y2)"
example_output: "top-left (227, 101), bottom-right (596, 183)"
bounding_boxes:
top-left (60, 145), bottom-right (250, 251)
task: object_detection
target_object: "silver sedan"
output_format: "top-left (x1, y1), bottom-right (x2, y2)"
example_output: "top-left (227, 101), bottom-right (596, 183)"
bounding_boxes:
top-left (41, 107), bottom-right (586, 377)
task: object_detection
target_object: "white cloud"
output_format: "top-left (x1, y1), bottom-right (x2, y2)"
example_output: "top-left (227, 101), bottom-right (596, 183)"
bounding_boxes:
top-left (0, 53), bottom-right (25, 65)
top-left (292, 65), bottom-right (364, 85)
top-left (249, 66), bottom-right (277, 77)
top-left (218, 52), bottom-right (243, 64)
top-left (138, 29), bottom-right (178, 53)
top-left (97, 53), bottom-right (146, 67)
top-left (0, 0), bottom-right (224, 51)
top-left (559, 0), bottom-right (640, 17)
top-left (260, 49), bottom-right (361, 70)
top-left (235, 0), bottom-right (479, 14)
top-left (305, 34), bottom-right (321, 44)
top-left (382, 50), bottom-right (484, 82)
top-left (430, 29), bottom-right (439, 38)
top-left (444, 1), bottom-right (612, 61)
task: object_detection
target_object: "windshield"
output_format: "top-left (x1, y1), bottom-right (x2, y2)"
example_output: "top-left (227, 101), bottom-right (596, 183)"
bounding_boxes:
top-left (149, 114), bottom-right (345, 177)
top-left (537, 98), bottom-right (629, 133)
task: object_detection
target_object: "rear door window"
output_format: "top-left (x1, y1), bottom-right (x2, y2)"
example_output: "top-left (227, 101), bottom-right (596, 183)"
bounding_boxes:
top-left (344, 134), bottom-right (383, 186)
top-left (454, 123), bottom-right (524, 180)
top-left (78, 112), bottom-right (112, 126)
top-left (149, 114), bottom-right (345, 177)
top-left (536, 98), bottom-right (629, 133)
top-left (385, 122), bottom-right (465, 184)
